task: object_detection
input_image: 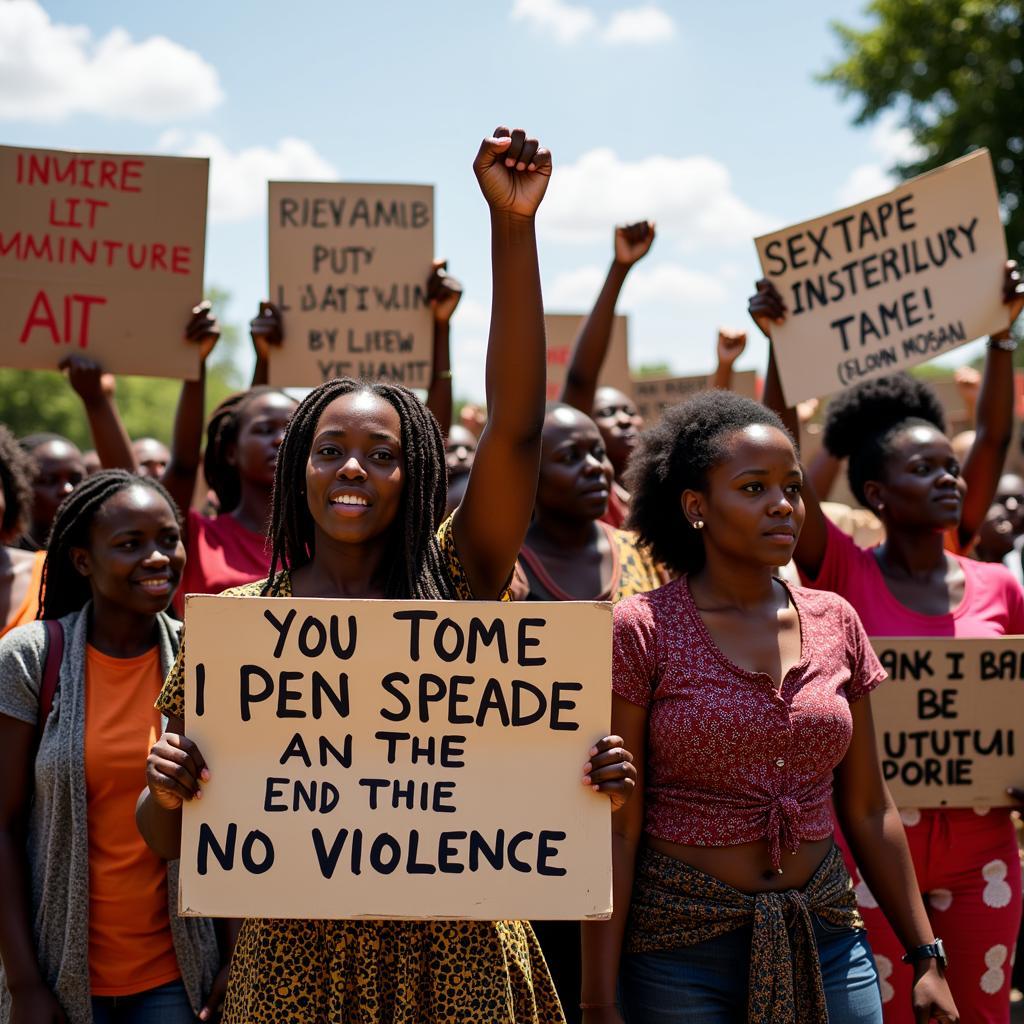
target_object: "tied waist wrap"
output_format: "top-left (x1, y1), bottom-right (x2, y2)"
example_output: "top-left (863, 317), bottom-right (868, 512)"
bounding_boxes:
top-left (625, 845), bottom-right (862, 1024)
top-left (767, 795), bottom-right (802, 871)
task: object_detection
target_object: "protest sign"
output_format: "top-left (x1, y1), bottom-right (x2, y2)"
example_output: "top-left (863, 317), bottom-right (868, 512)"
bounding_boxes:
top-left (755, 150), bottom-right (1007, 405)
top-left (545, 313), bottom-right (633, 403)
top-left (0, 145), bottom-right (208, 379)
top-left (869, 636), bottom-right (1024, 808)
top-left (631, 370), bottom-right (758, 424)
top-left (179, 595), bottom-right (613, 920)
top-left (267, 182), bottom-right (434, 388)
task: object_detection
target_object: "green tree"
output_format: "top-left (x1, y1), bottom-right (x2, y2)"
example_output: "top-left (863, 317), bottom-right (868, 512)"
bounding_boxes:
top-left (822, 0), bottom-right (1024, 259)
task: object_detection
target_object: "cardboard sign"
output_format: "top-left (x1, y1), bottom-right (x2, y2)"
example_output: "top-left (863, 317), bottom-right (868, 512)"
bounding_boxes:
top-left (179, 595), bottom-right (613, 920)
top-left (631, 370), bottom-right (758, 424)
top-left (869, 636), bottom-right (1024, 808)
top-left (755, 150), bottom-right (1008, 405)
top-left (0, 145), bottom-right (208, 379)
top-left (545, 313), bottom-right (633, 404)
top-left (267, 182), bottom-right (434, 388)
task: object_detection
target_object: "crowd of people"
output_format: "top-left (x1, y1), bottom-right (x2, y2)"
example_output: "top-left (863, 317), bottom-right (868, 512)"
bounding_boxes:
top-left (0, 125), bottom-right (1023, 1024)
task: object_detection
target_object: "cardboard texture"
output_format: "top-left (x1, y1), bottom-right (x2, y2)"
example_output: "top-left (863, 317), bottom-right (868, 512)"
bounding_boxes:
top-left (869, 636), bottom-right (1024, 808)
top-left (632, 370), bottom-right (758, 424)
top-left (544, 313), bottom-right (632, 403)
top-left (267, 182), bottom-right (434, 388)
top-left (179, 595), bottom-right (613, 920)
top-left (755, 150), bottom-right (1008, 405)
top-left (0, 145), bottom-right (208, 379)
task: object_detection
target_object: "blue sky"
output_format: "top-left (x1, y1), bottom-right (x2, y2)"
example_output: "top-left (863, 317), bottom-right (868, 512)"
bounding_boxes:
top-left (4, 0), bottom-right (978, 400)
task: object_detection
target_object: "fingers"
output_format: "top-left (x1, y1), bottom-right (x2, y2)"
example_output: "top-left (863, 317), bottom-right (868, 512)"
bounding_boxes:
top-left (1003, 259), bottom-right (1023, 302)
top-left (147, 732), bottom-right (209, 804)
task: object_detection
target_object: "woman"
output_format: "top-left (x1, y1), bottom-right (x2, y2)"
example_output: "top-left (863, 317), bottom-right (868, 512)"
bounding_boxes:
top-left (0, 470), bottom-right (225, 1024)
top-left (581, 391), bottom-right (958, 1024)
top-left (522, 402), bottom-right (660, 1022)
top-left (0, 426), bottom-right (44, 638)
top-left (137, 126), bottom-right (636, 1024)
top-left (754, 264), bottom-right (1024, 1024)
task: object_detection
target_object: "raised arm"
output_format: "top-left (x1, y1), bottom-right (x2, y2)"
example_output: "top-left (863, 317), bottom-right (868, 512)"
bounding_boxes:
top-left (62, 356), bottom-right (135, 471)
top-left (709, 328), bottom-right (746, 391)
top-left (561, 221), bottom-right (655, 414)
top-left (161, 302), bottom-right (221, 517)
top-left (425, 259), bottom-right (462, 433)
top-left (249, 302), bottom-right (283, 388)
top-left (750, 278), bottom-right (830, 577)
top-left (956, 261), bottom-right (1024, 549)
top-left (452, 127), bottom-right (551, 599)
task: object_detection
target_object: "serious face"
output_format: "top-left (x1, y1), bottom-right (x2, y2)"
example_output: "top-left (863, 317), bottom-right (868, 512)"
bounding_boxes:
top-left (31, 439), bottom-right (86, 539)
top-left (229, 392), bottom-right (297, 489)
top-left (592, 387), bottom-right (643, 479)
top-left (537, 406), bottom-right (614, 522)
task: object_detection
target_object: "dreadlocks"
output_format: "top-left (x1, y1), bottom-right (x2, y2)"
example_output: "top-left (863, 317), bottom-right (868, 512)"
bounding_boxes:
top-left (267, 378), bottom-right (455, 600)
top-left (0, 425), bottom-right (36, 545)
top-left (40, 469), bottom-right (183, 621)
top-left (203, 387), bottom-right (291, 513)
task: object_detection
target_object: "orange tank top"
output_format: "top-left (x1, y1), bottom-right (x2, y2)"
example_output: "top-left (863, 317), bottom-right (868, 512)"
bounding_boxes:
top-left (84, 644), bottom-right (180, 996)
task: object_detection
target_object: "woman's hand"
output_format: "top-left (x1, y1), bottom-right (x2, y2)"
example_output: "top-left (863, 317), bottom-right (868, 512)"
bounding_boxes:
top-left (186, 300), bottom-right (221, 364)
top-left (10, 983), bottom-right (67, 1024)
top-left (146, 731), bottom-right (209, 810)
top-left (428, 259), bottom-right (463, 323)
top-left (199, 962), bottom-right (231, 1021)
top-left (716, 327), bottom-right (747, 368)
top-left (60, 355), bottom-right (115, 407)
top-left (748, 278), bottom-right (787, 339)
top-left (473, 126), bottom-right (552, 219)
top-left (250, 301), bottom-right (283, 361)
top-left (911, 962), bottom-right (959, 1023)
top-left (614, 221), bottom-right (655, 267)
top-left (994, 259), bottom-right (1024, 338)
top-left (583, 735), bottom-right (636, 812)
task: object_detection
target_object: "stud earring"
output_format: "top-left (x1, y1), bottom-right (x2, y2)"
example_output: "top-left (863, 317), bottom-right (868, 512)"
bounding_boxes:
top-left (692, 519), bottom-right (705, 530)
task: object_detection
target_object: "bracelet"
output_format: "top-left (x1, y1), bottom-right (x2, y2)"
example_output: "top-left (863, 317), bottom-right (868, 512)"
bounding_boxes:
top-left (988, 335), bottom-right (1018, 351)
top-left (434, 370), bottom-right (453, 380)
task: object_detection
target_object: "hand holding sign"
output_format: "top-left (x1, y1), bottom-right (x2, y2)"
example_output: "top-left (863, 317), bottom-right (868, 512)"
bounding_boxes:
top-left (582, 735), bottom-right (636, 812)
top-left (613, 221), bottom-right (656, 267)
top-left (249, 301), bottom-right (283, 363)
top-left (474, 127), bottom-right (552, 218)
top-left (146, 729), bottom-right (210, 810)
top-left (995, 258), bottom-right (1024, 339)
top-left (185, 300), bottom-right (221, 364)
top-left (61, 354), bottom-right (115, 407)
top-left (748, 278), bottom-right (787, 338)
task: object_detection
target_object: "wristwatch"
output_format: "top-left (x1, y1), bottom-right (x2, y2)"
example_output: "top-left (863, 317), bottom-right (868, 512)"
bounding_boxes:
top-left (902, 938), bottom-right (947, 968)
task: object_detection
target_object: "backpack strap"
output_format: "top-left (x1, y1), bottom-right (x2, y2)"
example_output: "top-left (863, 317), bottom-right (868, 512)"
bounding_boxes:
top-left (38, 619), bottom-right (64, 741)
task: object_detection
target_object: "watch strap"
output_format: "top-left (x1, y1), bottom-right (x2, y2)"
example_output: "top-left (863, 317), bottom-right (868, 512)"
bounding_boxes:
top-left (901, 939), bottom-right (946, 966)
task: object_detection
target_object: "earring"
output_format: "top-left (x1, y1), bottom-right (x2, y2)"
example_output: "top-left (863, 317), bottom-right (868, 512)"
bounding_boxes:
top-left (692, 519), bottom-right (705, 530)
top-left (875, 503), bottom-right (884, 513)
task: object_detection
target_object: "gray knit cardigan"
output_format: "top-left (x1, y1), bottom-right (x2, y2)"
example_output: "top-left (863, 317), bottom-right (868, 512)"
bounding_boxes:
top-left (0, 607), bottom-right (219, 1024)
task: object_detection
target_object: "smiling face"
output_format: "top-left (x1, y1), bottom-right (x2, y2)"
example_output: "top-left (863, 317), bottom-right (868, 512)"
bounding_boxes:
top-left (684, 424), bottom-right (805, 569)
top-left (537, 406), bottom-right (614, 522)
top-left (865, 424), bottom-right (966, 532)
top-left (592, 386), bottom-right (643, 478)
top-left (70, 485), bottom-right (185, 615)
top-left (230, 392), bottom-right (297, 488)
top-left (304, 390), bottom-right (406, 546)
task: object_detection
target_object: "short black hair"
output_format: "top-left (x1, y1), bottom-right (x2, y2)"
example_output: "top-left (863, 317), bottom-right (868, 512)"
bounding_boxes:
top-left (0, 425), bottom-right (35, 544)
top-left (625, 390), bottom-right (795, 575)
top-left (824, 373), bottom-right (946, 506)
top-left (40, 469), bottom-right (182, 620)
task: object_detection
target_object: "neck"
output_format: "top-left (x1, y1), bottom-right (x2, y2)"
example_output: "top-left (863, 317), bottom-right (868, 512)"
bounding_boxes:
top-left (298, 528), bottom-right (392, 598)
top-left (689, 551), bottom-right (781, 610)
top-left (877, 524), bottom-right (949, 576)
top-left (231, 481), bottom-right (272, 533)
top-left (87, 599), bottom-right (159, 657)
top-left (527, 512), bottom-right (601, 552)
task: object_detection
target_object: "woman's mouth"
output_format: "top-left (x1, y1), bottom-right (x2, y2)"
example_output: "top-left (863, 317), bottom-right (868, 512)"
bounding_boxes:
top-left (329, 492), bottom-right (372, 517)
top-left (135, 575), bottom-right (174, 595)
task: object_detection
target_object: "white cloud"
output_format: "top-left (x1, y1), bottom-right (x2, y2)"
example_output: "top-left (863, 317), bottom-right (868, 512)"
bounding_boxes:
top-left (511, 0), bottom-right (675, 45)
top-left (835, 114), bottom-right (927, 206)
top-left (603, 5), bottom-right (675, 44)
top-left (541, 147), bottom-right (771, 245)
top-left (547, 262), bottom-right (728, 309)
top-left (0, 0), bottom-right (222, 122)
top-left (157, 131), bottom-right (337, 223)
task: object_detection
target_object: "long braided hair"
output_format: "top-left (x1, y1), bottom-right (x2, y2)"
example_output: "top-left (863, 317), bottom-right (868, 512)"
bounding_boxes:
top-left (267, 379), bottom-right (455, 600)
top-left (40, 469), bottom-right (183, 620)
top-left (203, 387), bottom-right (293, 514)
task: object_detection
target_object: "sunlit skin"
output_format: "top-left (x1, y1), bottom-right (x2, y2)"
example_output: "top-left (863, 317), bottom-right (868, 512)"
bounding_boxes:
top-left (133, 438), bottom-right (171, 480)
top-left (0, 472), bottom-right (37, 624)
top-left (995, 472), bottom-right (1024, 534)
top-left (445, 424), bottom-right (478, 478)
top-left (592, 386), bottom-right (643, 480)
top-left (29, 439), bottom-right (86, 544)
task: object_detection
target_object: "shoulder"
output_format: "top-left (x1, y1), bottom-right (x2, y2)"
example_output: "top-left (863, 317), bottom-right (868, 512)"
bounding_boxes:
top-left (614, 577), bottom-right (683, 628)
top-left (959, 555), bottom-right (1023, 603)
top-left (211, 574), bottom-right (288, 599)
top-left (0, 617), bottom-right (48, 664)
top-left (788, 581), bottom-right (862, 627)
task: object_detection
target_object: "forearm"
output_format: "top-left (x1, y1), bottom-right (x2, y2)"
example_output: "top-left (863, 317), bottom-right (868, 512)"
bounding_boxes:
top-left (0, 830), bottom-right (45, 990)
top-left (562, 261), bottom-right (630, 413)
top-left (163, 371), bottom-right (206, 515)
top-left (251, 354), bottom-right (268, 387)
top-left (425, 321), bottom-right (453, 432)
top-left (763, 345), bottom-right (799, 442)
top-left (709, 361), bottom-right (733, 391)
top-left (806, 448), bottom-right (841, 501)
top-left (135, 789), bottom-right (183, 861)
top-left (84, 394), bottom-right (135, 471)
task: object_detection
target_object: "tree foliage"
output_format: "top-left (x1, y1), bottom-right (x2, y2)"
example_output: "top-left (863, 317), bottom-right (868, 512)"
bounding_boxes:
top-left (822, 0), bottom-right (1024, 258)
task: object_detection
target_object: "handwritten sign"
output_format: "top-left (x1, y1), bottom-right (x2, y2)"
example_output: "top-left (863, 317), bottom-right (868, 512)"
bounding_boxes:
top-left (0, 145), bottom-right (208, 379)
top-left (267, 182), bottom-right (434, 388)
top-left (179, 595), bottom-right (613, 920)
top-left (869, 636), bottom-right (1024, 808)
top-left (545, 313), bottom-right (633, 404)
top-left (755, 150), bottom-right (1007, 405)
top-left (632, 370), bottom-right (758, 424)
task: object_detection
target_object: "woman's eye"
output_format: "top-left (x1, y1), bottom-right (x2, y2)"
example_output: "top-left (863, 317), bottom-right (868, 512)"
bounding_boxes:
top-left (742, 482), bottom-right (763, 493)
top-left (371, 450), bottom-right (395, 462)
top-left (318, 445), bottom-right (340, 457)
top-left (786, 483), bottom-right (803, 495)
top-left (119, 540), bottom-right (138, 550)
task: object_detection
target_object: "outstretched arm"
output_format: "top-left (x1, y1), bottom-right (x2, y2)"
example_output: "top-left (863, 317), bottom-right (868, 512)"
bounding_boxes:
top-left (62, 356), bottom-right (135, 471)
top-left (161, 303), bottom-right (221, 517)
top-left (453, 127), bottom-right (552, 599)
top-left (709, 328), bottom-right (746, 391)
top-left (249, 302), bottom-right (282, 388)
top-left (957, 261), bottom-right (1024, 549)
top-left (561, 221), bottom-right (655, 414)
top-left (425, 259), bottom-right (462, 433)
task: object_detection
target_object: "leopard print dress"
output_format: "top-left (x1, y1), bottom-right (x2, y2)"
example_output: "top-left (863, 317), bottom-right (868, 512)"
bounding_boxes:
top-left (156, 520), bottom-right (565, 1024)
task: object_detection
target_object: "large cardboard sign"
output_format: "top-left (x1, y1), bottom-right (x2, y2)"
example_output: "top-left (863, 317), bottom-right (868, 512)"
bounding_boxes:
top-left (755, 150), bottom-right (1007, 405)
top-left (632, 370), bottom-right (758, 424)
top-left (268, 182), bottom-right (434, 388)
top-left (0, 145), bottom-right (208, 379)
top-left (179, 595), bottom-right (613, 920)
top-left (869, 637), bottom-right (1024, 808)
top-left (545, 313), bottom-right (632, 403)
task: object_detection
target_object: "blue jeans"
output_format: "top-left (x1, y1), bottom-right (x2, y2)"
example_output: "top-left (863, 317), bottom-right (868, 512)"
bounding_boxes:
top-left (620, 915), bottom-right (882, 1023)
top-left (91, 979), bottom-right (195, 1024)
